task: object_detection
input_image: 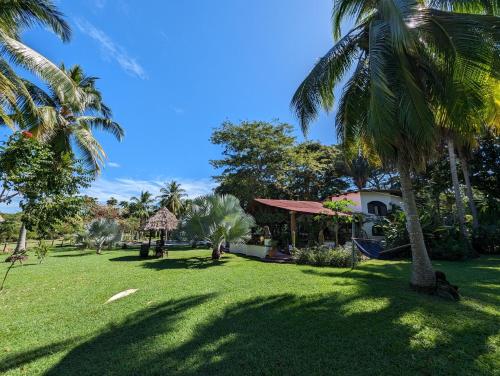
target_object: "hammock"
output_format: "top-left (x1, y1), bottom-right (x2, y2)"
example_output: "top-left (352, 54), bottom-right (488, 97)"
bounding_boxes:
top-left (352, 238), bottom-right (410, 260)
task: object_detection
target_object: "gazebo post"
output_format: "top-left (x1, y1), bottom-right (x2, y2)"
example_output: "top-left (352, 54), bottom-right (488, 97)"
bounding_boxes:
top-left (290, 211), bottom-right (297, 248)
top-left (148, 231), bottom-right (152, 247)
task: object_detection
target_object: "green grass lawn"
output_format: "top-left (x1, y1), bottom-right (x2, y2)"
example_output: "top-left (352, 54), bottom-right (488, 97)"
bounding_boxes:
top-left (1, 247), bottom-right (499, 375)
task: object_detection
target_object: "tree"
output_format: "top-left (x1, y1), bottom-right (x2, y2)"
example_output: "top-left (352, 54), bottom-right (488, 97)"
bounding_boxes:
top-left (157, 180), bottom-right (186, 216)
top-left (322, 199), bottom-right (355, 247)
top-left (210, 121), bottom-right (295, 208)
top-left (287, 142), bottom-right (348, 200)
top-left (0, 132), bottom-right (90, 252)
top-left (129, 191), bottom-right (155, 228)
top-left (183, 194), bottom-right (255, 260)
top-left (106, 197), bottom-right (118, 207)
top-left (211, 122), bottom-right (348, 205)
top-left (0, 0), bottom-right (81, 119)
top-left (20, 65), bottom-right (124, 173)
top-left (291, 0), bottom-right (498, 289)
top-left (85, 218), bottom-right (121, 254)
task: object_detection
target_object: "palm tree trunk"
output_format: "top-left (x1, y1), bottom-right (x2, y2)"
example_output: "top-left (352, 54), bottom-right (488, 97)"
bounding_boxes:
top-left (212, 242), bottom-right (222, 260)
top-left (397, 157), bottom-right (435, 290)
top-left (14, 223), bottom-right (27, 253)
top-left (458, 149), bottom-right (479, 230)
top-left (447, 138), bottom-right (469, 242)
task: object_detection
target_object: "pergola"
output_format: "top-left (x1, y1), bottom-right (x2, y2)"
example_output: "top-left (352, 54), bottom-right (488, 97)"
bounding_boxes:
top-left (143, 207), bottom-right (179, 247)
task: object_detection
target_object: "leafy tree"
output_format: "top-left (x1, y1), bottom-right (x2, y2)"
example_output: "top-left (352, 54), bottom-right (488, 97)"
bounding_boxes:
top-left (211, 121), bottom-right (348, 206)
top-left (291, 0), bottom-right (498, 289)
top-left (287, 142), bottom-right (348, 200)
top-left (211, 121), bottom-right (295, 208)
top-left (322, 199), bottom-right (355, 247)
top-left (158, 180), bottom-right (186, 216)
top-left (106, 197), bottom-right (118, 207)
top-left (184, 194), bottom-right (255, 260)
top-left (0, 133), bottom-right (90, 251)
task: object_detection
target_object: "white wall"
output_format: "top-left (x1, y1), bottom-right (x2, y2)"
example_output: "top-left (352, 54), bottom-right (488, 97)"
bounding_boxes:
top-left (231, 243), bottom-right (269, 259)
top-left (359, 192), bottom-right (403, 238)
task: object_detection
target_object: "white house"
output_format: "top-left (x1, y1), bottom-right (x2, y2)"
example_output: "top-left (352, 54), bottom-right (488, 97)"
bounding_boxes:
top-left (328, 189), bottom-right (403, 239)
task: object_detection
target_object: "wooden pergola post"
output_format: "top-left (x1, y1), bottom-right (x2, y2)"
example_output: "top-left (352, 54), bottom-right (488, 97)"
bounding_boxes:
top-left (290, 211), bottom-right (297, 248)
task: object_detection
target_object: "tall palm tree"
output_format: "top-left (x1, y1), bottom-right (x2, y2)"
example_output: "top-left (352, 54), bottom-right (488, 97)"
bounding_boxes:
top-left (130, 191), bottom-right (155, 228)
top-left (183, 194), bottom-right (255, 260)
top-left (292, 0), bottom-right (498, 289)
top-left (157, 180), bottom-right (187, 216)
top-left (0, 0), bottom-right (81, 112)
top-left (17, 65), bottom-right (124, 173)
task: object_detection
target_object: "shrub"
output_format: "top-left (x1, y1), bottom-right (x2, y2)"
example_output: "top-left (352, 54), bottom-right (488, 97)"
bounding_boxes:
top-left (472, 224), bottom-right (500, 255)
top-left (32, 243), bottom-right (50, 264)
top-left (292, 245), bottom-right (356, 268)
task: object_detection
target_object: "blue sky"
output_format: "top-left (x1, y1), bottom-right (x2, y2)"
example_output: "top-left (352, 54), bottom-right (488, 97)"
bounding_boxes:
top-left (4, 0), bottom-right (345, 210)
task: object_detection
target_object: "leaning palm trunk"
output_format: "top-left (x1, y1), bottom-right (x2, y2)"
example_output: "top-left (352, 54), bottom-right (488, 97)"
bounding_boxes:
top-left (14, 223), bottom-right (27, 253)
top-left (447, 139), bottom-right (471, 246)
top-left (397, 158), bottom-right (435, 289)
top-left (212, 242), bottom-right (223, 260)
top-left (458, 149), bottom-right (479, 230)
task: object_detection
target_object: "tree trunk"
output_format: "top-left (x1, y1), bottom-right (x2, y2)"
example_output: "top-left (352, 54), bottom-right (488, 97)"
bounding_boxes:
top-left (447, 138), bottom-right (469, 241)
top-left (458, 149), bottom-right (479, 230)
top-left (14, 223), bottom-right (27, 253)
top-left (212, 242), bottom-right (222, 260)
top-left (397, 157), bottom-right (435, 289)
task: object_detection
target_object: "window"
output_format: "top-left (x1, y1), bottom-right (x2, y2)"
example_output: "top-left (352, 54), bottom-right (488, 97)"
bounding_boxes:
top-left (367, 201), bottom-right (387, 216)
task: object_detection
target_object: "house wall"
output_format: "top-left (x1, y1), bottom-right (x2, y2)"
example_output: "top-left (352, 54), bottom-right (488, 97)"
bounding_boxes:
top-left (231, 243), bottom-right (269, 259)
top-left (359, 192), bottom-right (403, 238)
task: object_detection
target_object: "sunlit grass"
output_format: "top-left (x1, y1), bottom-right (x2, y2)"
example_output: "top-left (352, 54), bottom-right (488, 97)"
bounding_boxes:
top-left (1, 247), bottom-right (499, 375)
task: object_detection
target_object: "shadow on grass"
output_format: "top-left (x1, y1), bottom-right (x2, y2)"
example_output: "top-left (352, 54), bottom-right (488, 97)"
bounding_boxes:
top-left (0, 337), bottom-right (82, 374)
top-left (52, 251), bottom-right (95, 258)
top-left (143, 256), bottom-right (228, 270)
top-left (40, 266), bottom-right (499, 376)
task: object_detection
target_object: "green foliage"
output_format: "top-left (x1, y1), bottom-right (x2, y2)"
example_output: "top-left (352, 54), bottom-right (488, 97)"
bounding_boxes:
top-left (0, 134), bottom-right (90, 238)
top-left (157, 180), bottom-right (187, 216)
top-left (32, 243), bottom-right (50, 264)
top-left (85, 218), bottom-right (121, 252)
top-left (211, 121), bottom-right (348, 207)
top-left (292, 245), bottom-right (356, 267)
top-left (472, 224), bottom-right (500, 254)
top-left (183, 194), bottom-right (255, 256)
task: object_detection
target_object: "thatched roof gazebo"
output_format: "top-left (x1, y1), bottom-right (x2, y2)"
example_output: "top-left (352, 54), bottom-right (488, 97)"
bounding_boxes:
top-left (144, 207), bottom-right (179, 233)
top-left (142, 208), bottom-right (179, 256)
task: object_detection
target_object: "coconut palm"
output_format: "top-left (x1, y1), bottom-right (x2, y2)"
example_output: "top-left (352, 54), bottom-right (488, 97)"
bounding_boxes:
top-left (291, 0), bottom-right (498, 289)
top-left (129, 191), bottom-right (155, 228)
top-left (183, 194), bottom-right (255, 260)
top-left (0, 0), bottom-right (81, 112)
top-left (14, 65), bottom-right (123, 173)
top-left (157, 180), bottom-right (187, 216)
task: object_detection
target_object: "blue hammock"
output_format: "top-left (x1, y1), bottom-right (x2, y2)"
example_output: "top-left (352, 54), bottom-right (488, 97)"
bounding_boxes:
top-left (352, 238), bottom-right (410, 260)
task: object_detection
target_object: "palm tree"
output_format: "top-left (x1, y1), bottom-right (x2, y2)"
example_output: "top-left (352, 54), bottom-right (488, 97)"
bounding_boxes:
top-left (183, 194), bottom-right (255, 260)
top-left (129, 191), bottom-right (155, 228)
top-left (18, 65), bottom-right (124, 173)
top-left (291, 0), bottom-right (498, 289)
top-left (157, 180), bottom-right (187, 216)
top-left (0, 0), bottom-right (81, 112)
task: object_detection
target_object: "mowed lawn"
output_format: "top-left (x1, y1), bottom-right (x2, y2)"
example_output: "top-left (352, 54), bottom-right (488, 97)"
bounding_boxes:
top-left (0, 247), bottom-right (499, 376)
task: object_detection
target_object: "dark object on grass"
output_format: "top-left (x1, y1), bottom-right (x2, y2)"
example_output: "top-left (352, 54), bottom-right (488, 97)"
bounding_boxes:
top-left (5, 252), bottom-right (28, 264)
top-left (139, 243), bottom-right (150, 258)
top-left (410, 270), bottom-right (460, 301)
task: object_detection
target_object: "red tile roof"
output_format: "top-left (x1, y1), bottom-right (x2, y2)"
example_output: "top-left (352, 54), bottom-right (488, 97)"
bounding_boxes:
top-left (254, 198), bottom-right (346, 216)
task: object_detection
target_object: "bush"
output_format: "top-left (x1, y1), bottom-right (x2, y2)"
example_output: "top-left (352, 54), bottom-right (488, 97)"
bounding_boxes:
top-left (429, 236), bottom-right (469, 261)
top-left (32, 243), bottom-right (50, 264)
top-left (292, 245), bottom-right (356, 268)
top-left (472, 224), bottom-right (500, 254)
